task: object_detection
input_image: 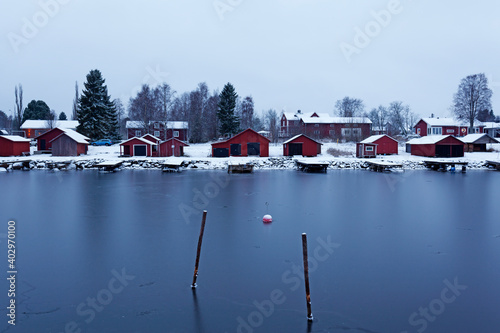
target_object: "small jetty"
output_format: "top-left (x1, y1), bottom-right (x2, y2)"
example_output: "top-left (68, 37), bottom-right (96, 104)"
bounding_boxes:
top-left (46, 161), bottom-right (72, 170)
top-left (485, 160), bottom-right (500, 171)
top-left (228, 162), bottom-right (254, 173)
top-left (0, 160), bottom-right (31, 170)
top-left (295, 160), bottom-right (329, 173)
top-left (163, 160), bottom-right (183, 172)
top-left (423, 160), bottom-right (468, 172)
top-left (95, 161), bottom-right (123, 172)
top-left (365, 160), bottom-right (403, 172)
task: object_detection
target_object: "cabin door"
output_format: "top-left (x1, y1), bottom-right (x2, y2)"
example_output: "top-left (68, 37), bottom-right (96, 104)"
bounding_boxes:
top-left (40, 139), bottom-right (46, 150)
top-left (289, 143), bottom-right (302, 156)
top-left (247, 142), bottom-right (260, 156)
top-left (230, 144), bottom-right (241, 156)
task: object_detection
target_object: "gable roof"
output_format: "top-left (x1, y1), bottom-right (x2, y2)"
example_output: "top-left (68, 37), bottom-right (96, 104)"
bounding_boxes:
top-left (301, 116), bottom-right (372, 124)
top-left (0, 135), bottom-right (31, 142)
top-left (216, 128), bottom-right (271, 144)
top-left (50, 129), bottom-right (90, 144)
top-left (460, 133), bottom-right (499, 144)
top-left (160, 137), bottom-right (189, 146)
top-left (283, 134), bottom-right (322, 145)
top-left (407, 135), bottom-right (460, 145)
top-left (360, 134), bottom-right (398, 144)
top-left (20, 120), bottom-right (79, 129)
top-left (419, 117), bottom-right (486, 127)
top-left (141, 134), bottom-right (161, 142)
top-left (120, 136), bottom-right (157, 145)
top-left (125, 121), bottom-right (189, 129)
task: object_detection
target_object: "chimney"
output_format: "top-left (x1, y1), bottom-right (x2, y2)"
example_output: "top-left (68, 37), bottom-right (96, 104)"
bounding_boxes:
top-left (430, 113), bottom-right (434, 118)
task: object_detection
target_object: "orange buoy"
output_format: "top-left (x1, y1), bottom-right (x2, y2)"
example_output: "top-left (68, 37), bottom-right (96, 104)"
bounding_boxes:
top-left (263, 214), bottom-right (273, 223)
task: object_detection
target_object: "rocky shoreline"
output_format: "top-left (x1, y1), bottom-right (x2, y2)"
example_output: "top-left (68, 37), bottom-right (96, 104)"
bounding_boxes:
top-left (0, 157), bottom-right (493, 171)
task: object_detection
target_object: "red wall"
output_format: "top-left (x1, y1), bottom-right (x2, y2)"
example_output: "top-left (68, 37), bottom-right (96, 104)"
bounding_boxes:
top-left (373, 136), bottom-right (398, 155)
top-left (120, 138), bottom-right (154, 157)
top-left (302, 123), bottom-right (371, 140)
top-left (283, 135), bottom-right (320, 156)
top-left (212, 129), bottom-right (270, 157)
top-left (159, 139), bottom-right (188, 157)
top-left (411, 137), bottom-right (464, 157)
top-left (36, 128), bottom-right (65, 150)
top-left (356, 143), bottom-right (377, 157)
top-left (0, 138), bottom-right (30, 156)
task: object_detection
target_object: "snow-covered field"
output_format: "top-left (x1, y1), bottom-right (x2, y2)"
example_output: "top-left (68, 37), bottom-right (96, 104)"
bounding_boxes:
top-left (1, 142), bottom-right (500, 171)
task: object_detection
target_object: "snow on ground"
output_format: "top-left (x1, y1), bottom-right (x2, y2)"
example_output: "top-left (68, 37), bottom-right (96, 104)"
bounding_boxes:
top-left (1, 141), bottom-right (500, 170)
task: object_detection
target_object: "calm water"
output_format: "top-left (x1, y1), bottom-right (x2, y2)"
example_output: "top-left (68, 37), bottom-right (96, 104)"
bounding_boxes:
top-left (0, 169), bottom-right (499, 333)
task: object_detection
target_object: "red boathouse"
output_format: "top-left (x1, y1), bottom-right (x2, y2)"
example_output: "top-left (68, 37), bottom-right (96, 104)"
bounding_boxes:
top-left (283, 134), bottom-right (322, 157)
top-left (120, 137), bottom-right (158, 157)
top-left (159, 138), bottom-right (189, 157)
top-left (0, 135), bottom-right (31, 156)
top-left (357, 135), bottom-right (398, 157)
top-left (406, 135), bottom-right (464, 157)
top-left (211, 129), bottom-right (270, 157)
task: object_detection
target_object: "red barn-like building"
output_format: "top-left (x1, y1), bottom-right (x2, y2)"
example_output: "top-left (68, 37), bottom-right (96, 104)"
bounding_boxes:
top-left (283, 134), bottom-right (322, 157)
top-left (0, 135), bottom-right (31, 156)
top-left (356, 142), bottom-right (377, 158)
top-left (414, 118), bottom-right (484, 137)
top-left (50, 131), bottom-right (89, 156)
top-left (35, 127), bottom-right (66, 151)
top-left (120, 137), bottom-right (158, 157)
top-left (358, 135), bottom-right (398, 156)
top-left (407, 135), bottom-right (464, 157)
top-left (211, 129), bottom-right (270, 157)
top-left (159, 138), bottom-right (189, 157)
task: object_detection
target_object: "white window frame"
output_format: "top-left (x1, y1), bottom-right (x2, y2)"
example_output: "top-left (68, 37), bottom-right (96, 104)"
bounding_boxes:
top-left (352, 128), bottom-right (361, 136)
top-left (446, 129), bottom-right (455, 133)
top-left (173, 131), bottom-right (179, 138)
top-left (431, 127), bottom-right (442, 135)
top-left (153, 123), bottom-right (160, 129)
top-left (329, 130), bottom-right (335, 136)
top-left (341, 128), bottom-right (351, 136)
top-left (154, 131), bottom-right (160, 138)
top-left (135, 130), bottom-right (141, 137)
top-left (313, 130), bottom-right (320, 135)
top-left (314, 124), bottom-right (319, 127)
top-left (366, 146), bottom-right (374, 152)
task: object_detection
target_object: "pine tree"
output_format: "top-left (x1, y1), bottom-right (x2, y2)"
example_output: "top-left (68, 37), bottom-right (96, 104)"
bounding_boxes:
top-left (77, 70), bottom-right (120, 141)
top-left (217, 83), bottom-right (240, 136)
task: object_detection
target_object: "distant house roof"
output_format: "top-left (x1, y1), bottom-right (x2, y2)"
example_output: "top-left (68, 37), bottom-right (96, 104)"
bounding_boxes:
top-left (20, 120), bottom-right (79, 129)
top-left (0, 135), bottom-right (31, 142)
top-left (407, 135), bottom-right (456, 144)
top-left (460, 133), bottom-right (499, 144)
top-left (482, 122), bottom-right (500, 129)
top-left (283, 134), bottom-right (322, 144)
top-left (419, 117), bottom-right (485, 127)
top-left (50, 129), bottom-right (90, 144)
top-left (125, 121), bottom-right (189, 129)
top-left (301, 116), bottom-right (372, 124)
top-left (160, 137), bottom-right (189, 146)
top-left (0, 130), bottom-right (8, 135)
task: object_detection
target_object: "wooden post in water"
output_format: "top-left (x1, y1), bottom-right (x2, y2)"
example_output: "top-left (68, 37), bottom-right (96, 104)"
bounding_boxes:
top-left (191, 210), bottom-right (208, 289)
top-left (302, 233), bottom-right (314, 321)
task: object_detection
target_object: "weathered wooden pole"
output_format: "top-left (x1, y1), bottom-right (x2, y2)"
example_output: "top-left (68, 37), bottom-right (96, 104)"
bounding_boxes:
top-left (191, 210), bottom-right (208, 289)
top-left (302, 233), bottom-right (313, 321)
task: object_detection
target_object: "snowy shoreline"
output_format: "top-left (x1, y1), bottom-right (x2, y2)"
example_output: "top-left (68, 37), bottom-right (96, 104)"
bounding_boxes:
top-left (1, 142), bottom-right (499, 171)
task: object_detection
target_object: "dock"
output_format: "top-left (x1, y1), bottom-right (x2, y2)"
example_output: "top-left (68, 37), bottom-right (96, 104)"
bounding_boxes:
top-left (365, 160), bottom-right (403, 172)
top-left (485, 160), bottom-right (500, 171)
top-left (95, 161), bottom-right (123, 172)
top-left (423, 160), bottom-right (468, 172)
top-left (162, 160), bottom-right (184, 172)
top-left (0, 160), bottom-right (31, 170)
top-left (295, 160), bottom-right (329, 173)
top-left (228, 162), bottom-right (254, 173)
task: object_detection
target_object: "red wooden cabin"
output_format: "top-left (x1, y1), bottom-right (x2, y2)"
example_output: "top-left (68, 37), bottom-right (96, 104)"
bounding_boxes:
top-left (359, 135), bottom-right (398, 156)
top-left (211, 129), bottom-right (270, 157)
top-left (283, 134), bottom-right (322, 156)
top-left (356, 142), bottom-right (377, 158)
top-left (50, 131), bottom-right (89, 156)
top-left (407, 135), bottom-right (464, 157)
top-left (0, 135), bottom-right (31, 156)
top-left (35, 127), bottom-right (65, 151)
top-left (159, 138), bottom-right (189, 157)
top-left (120, 137), bottom-right (157, 157)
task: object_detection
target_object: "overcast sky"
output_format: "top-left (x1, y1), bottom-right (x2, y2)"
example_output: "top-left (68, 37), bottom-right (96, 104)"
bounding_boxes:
top-left (2, 0), bottom-right (500, 121)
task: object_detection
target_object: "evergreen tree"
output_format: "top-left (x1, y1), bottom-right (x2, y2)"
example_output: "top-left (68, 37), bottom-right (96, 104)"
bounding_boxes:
top-left (59, 112), bottom-right (67, 120)
top-left (77, 69), bottom-right (120, 141)
top-left (22, 100), bottom-right (51, 123)
top-left (217, 82), bottom-right (240, 136)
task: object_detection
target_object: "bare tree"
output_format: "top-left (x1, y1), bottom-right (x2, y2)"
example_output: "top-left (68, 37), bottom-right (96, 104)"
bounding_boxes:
top-left (240, 96), bottom-right (254, 129)
top-left (46, 109), bottom-right (57, 129)
top-left (265, 109), bottom-right (279, 143)
top-left (72, 81), bottom-right (79, 120)
top-left (128, 84), bottom-right (160, 133)
top-left (113, 98), bottom-right (126, 139)
top-left (452, 73), bottom-right (492, 131)
top-left (335, 96), bottom-right (364, 117)
top-left (14, 84), bottom-right (23, 130)
top-left (388, 101), bottom-right (415, 136)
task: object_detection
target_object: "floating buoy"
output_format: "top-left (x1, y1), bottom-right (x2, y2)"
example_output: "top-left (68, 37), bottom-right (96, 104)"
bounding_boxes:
top-left (263, 214), bottom-right (273, 223)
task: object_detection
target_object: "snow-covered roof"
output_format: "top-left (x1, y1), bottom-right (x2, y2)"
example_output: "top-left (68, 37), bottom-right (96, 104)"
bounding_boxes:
top-left (482, 122), bottom-right (500, 129)
top-left (51, 129), bottom-right (90, 144)
top-left (0, 130), bottom-right (8, 135)
top-left (166, 121), bottom-right (188, 129)
top-left (283, 134), bottom-right (321, 144)
top-left (120, 137), bottom-right (157, 145)
top-left (302, 117), bottom-right (372, 124)
top-left (141, 134), bottom-right (161, 142)
top-left (407, 135), bottom-right (455, 144)
top-left (125, 121), bottom-right (189, 129)
top-left (0, 135), bottom-right (31, 142)
top-left (20, 120), bottom-right (79, 129)
top-left (420, 118), bottom-right (485, 127)
top-left (360, 135), bottom-right (385, 144)
top-left (460, 133), bottom-right (499, 144)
